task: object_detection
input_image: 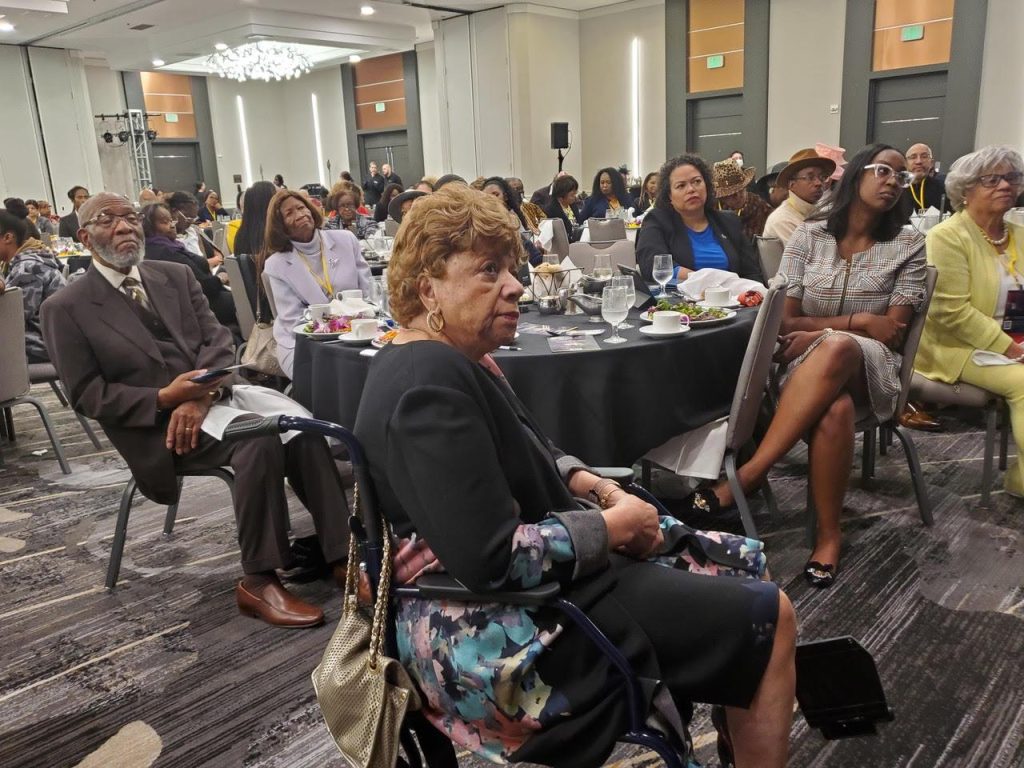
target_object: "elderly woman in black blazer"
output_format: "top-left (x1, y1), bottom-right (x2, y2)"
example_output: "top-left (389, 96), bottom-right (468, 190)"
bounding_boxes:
top-left (637, 154), bottom-right (763, 284)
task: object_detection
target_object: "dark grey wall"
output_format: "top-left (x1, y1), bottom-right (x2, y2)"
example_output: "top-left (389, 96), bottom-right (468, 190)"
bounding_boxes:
top-left (840, 0), bottom-right (988, 164)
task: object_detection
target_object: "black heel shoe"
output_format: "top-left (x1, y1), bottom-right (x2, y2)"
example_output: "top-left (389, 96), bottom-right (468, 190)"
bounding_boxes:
top-left (803, 560), bottom-right (837, 588)
top-left (710, 705), bottom-right (734, 768)
top-left (685, 489), bottom-right (722, 516)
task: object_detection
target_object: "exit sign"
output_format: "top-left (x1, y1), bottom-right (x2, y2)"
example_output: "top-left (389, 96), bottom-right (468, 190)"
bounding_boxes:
top-left (375, 102), bottom-right (386, 113)
top-left (706, 54), bottom-right (724, 69)
top-left (901, 24), bottom-right (924, 42)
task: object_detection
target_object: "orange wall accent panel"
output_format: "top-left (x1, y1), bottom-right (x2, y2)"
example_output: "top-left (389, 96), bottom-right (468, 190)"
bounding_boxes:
top-left (874, 0), bottom-right (955, 29)
top-left (873, 20), bottom-right (953, 70)
top-left (688, 52), bottom-right (745, 93)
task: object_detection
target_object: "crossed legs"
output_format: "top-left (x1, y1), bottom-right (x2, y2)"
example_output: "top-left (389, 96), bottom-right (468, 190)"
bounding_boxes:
top-left (714, 334), bottom-right (867, 569)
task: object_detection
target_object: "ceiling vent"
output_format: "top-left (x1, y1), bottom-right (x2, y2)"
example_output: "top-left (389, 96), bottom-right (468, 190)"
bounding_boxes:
top-left (130, 23), bottom-right (155, 31)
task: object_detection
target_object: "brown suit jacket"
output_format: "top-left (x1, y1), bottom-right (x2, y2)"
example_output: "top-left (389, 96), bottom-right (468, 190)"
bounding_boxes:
top-left (40, 260), bottom-right (234, 503)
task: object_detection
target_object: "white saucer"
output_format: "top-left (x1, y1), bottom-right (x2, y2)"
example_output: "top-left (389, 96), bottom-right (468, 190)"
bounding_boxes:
top-left (293, 323), bottom-right (346, 339)
top-left (639, 324), bottom-right (691, 338)
top-left (689, 309), bottom-right (737, 326)
top-left (698, 299), bottom-right (741, 310)
top-left (333, 332), bottom-right (376, 346)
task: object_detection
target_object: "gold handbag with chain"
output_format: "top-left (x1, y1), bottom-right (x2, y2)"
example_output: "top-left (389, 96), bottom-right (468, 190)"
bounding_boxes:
top-left (311, 486), bottom-right (420, 768)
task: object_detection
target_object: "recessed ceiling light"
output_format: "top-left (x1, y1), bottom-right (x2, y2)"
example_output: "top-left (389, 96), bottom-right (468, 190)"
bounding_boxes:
top-left (214, 42), bottom-right (228, 51)
top-left (152, 58), bottom-right (165, 67)
top-left (360, 5), bottom-right (374, 15)
top-left (349, 54), bottom-right (361, 63)
top-left (0, 21), bottom-right (15, 33)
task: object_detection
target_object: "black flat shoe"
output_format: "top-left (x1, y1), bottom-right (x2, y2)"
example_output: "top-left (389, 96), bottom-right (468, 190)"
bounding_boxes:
top-left (803, 560), bottom-right (837, 588)
top-left (710, 705), bottom-right (734, 768)
top-left (685, 488), bottom-right (722, 516)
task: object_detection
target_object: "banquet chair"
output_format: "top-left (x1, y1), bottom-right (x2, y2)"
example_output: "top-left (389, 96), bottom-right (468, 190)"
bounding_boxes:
top-left (806, 266), bottom-right (938, 545)
top-left (260, 270), bottom-right (279, 317)
top-left (755, 236), bottom-right (784, 280)
top-left (384, 218), bottom-right (400, 237)
top-left (643, 279), bottom-right (786, 539)
top-left (106, 468), bottom-right (236, 590)
top-left (0, 288), bottom-right (72, 474)
top-left (221, 415), bottom-right (691, 768)
top-left (222, 256), bottom-right (256, 342)
top-left (27, 363), bottom-right (103, 450)
top-left (587, 217), bottom-right (627, 243)
top-left (907, 374), bottom-right (1006, 507)
top-left (542, 217), bottom-right (571, 259)
top-left (568, 240), bottom-right (636, 274)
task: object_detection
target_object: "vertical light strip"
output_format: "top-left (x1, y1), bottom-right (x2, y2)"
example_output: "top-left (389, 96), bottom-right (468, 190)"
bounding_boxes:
top-left (631, 37), bottom-right (641, 176)
top-left (311, 93), bottom-right (326, 186)
top-left (235, 95), bottom-right (253, 185)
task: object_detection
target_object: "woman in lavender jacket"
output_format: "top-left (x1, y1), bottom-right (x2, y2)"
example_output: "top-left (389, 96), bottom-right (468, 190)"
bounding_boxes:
top-left (261, 189), bottom-right (372, 377)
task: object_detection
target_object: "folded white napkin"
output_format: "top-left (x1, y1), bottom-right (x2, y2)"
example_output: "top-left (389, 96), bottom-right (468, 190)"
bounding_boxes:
top-left (681, 268), bottom-right (765, 301)
top-left (538, 219), bottom-right (555, 252)
top-left (201, 385), bottom-right (313, 444)
top-left (328, 298), bottom-right (375, 318)
top-left (971, 350), bottom-right (1020, 367)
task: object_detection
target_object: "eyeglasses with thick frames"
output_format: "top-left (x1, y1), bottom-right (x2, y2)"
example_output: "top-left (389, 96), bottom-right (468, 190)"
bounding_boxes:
top-left (864, 164), bottom-right (914, 188)
top-left (976, 172), bottom-right (1024, 188)
top-left (791, 172), bottom-right (829, 184)
top-left (82, 212), bottom-right (142, 228)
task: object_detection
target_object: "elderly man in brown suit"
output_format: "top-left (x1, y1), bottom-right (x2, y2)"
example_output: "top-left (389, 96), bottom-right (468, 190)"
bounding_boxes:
top-left (40, 193), bottom-right (348, 629)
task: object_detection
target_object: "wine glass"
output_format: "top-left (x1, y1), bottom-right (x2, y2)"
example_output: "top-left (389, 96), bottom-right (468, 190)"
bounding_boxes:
top-left (610, 275), bottom-right (635, 329)
top-left (601, 285), bottom-right (628, 344)
top-left (593, 253), bottom-right (613, 280)
top-left (652, 254), bottom-right (674, 297)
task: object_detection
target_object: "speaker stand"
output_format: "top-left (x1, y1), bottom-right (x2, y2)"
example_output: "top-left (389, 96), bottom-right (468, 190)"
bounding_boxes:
top-left (557, 148), bottom-right (565, 173)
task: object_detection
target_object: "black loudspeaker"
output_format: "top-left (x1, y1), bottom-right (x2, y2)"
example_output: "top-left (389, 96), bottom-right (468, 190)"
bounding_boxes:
top-left (550, 122), bottom-right (569, 150)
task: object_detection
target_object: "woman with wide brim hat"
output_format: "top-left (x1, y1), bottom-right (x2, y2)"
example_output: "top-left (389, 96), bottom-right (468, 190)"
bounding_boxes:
top-left (713, 159), bottom-right (773, 240)
top-left (755, 161), bottom-right (789, 207)
top-left (388, 189), bottom-right (428, 224)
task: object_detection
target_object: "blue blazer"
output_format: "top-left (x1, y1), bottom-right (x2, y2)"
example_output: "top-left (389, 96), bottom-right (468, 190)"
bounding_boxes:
top-left (264, 229), bottom-right (373, 377)
top-left (579, 194), bottom-right (635, 222)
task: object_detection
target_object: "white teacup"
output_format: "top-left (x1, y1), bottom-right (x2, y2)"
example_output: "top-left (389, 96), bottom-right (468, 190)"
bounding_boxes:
top-left (704, 287), bottom-right (732, 306)
top-left (303, 303), bottom-right (331, 323)
top-left (350, 318), bottom-right (379, 340)
top-left (652, 310), bottom-right (682, 333)
top-left (339, 289), bottom-right (364, 301)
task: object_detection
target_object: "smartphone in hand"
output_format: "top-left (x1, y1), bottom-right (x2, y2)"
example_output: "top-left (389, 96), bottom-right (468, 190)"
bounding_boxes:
top-left (190, 364), bottom-right (245, 384)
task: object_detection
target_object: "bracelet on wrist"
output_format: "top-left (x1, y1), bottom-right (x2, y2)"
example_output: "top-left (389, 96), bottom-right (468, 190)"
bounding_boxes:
top-left (589, 478), bottom-right (622, 508)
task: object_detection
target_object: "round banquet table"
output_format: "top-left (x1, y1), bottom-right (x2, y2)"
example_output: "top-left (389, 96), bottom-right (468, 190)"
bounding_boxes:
top-left (291, 307), bottom-right (756, 467)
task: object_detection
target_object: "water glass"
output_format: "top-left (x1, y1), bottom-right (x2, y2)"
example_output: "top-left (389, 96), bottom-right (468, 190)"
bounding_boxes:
top-left (601, 285), bottom-right (628, 344)
top-left (593, 253), bottom-right (613, 280)
top-left (652, 253), bottom-right (674, 297)
top-left (610, 275), bottom-right (636, 329)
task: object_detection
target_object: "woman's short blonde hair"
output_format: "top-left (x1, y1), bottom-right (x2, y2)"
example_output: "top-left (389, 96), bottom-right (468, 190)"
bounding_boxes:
top-left (945, 145), bottom-right (1024, 210)
top-left (388, 185), bottom-right (525, 326)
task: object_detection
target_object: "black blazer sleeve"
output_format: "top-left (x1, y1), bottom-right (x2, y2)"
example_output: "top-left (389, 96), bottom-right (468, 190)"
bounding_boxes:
top-left (710, 210), bottom-right (765, 283)
top-left (146, 242), bottom-right (225, 302)
top-left (58, 215), bottom-right (79, 242)
top-left (635, 208), bottom-right (676, 282)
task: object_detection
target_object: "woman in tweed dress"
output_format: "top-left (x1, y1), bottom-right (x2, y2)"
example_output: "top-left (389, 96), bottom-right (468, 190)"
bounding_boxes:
top-left (709, 144), bottom-right (927, 587)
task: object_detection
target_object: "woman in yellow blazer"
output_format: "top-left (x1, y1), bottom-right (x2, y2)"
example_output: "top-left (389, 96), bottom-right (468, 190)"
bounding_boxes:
top-left (915, 145), bottom-right (1024, 494)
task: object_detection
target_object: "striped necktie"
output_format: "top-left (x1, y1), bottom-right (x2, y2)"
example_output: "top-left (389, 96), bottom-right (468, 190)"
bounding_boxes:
top-left (121, 275), bottom-right (152, 313)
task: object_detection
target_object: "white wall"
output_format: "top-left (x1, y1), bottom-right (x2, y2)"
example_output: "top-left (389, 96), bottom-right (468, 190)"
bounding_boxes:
top-left (579, 0), bottom-right (665, 188)
top-left (976, 0), bottom-right (1024, 151)
top-left (507, 7), bottom-right (583, 192)
top-left (766, 0), bottom-right (846, 165)
top-left (84, 64), bottom-right (135, 198)
top-left (206, 66), bottom-right (353, 193)
top-left (0, 46), bottom-right (105, 213)
top-left (416, 43), bottom-right (443, 178)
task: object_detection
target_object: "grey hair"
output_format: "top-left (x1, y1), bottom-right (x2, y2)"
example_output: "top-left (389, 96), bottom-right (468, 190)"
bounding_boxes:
top-left (945, 145), bottom-right (1024, 210)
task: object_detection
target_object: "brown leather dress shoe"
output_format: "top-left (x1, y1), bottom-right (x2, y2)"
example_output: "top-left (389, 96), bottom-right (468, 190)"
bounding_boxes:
top-left (236, 578), bottom-right (324, 628)
top-left (899, 402), bottom-right (943, 432)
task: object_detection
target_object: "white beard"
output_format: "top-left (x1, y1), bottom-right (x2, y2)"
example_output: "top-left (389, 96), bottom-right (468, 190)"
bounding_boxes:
top-left (95, 240), bottom-right (143, 269)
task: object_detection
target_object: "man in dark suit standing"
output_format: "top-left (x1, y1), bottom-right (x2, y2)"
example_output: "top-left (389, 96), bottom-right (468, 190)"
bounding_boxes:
top-left (361, 160), bottom-right (385, 207)
top-left (58, 185), bottom-right (90, 242)
top-left (41, 193), bottom-right (350, 629)
top-left (381, 162), bottom-right (403, 189)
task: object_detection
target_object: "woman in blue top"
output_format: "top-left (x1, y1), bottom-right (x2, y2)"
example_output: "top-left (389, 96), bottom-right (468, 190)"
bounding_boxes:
top-left (578, 166), bottom-right (635, 220)
top-left (636, 154), bottom-right (763, 284)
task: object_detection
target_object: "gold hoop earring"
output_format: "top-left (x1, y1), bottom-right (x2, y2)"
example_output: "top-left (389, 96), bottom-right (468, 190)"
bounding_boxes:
top-left (427, 308), bottom-right (445, 333)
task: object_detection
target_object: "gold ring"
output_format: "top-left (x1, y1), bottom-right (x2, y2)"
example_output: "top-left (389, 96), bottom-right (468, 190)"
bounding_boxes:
top-left (185, 427), bottom-right (193, 432)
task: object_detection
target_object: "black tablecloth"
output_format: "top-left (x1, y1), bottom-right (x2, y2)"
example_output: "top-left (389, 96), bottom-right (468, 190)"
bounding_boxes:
top-left (292, 308), bottom-right (756, 466)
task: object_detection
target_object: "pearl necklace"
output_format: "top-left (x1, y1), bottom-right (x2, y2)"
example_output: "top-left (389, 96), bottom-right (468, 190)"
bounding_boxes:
top-left (976, 221), bottom-right (1009, 247)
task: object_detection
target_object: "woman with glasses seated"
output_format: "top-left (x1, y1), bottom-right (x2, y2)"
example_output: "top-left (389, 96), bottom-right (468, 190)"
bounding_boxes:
top-left (324, 181), bottom-right (375, 239)
top-left (636, 154), bottom-right (763, 284)
top-left (261, 190), bottom-right (372, 377)
top-left (708, 144), bottom-right (927, 588)
top-left (355, 184), bottom-right (797, 768)
top-left (914, 145), bottom-right (1024, 497)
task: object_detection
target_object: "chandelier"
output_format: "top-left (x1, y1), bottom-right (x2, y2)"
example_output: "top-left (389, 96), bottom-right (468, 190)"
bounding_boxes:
top-left (208, 41), bottom-right (313, 82)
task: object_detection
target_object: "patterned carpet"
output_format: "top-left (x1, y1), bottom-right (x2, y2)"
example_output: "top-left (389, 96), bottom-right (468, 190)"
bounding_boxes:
top-left (0, 387), bottom-right (1021, 768)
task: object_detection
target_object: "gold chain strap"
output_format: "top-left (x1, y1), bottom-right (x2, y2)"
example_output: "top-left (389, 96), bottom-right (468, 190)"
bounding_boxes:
top-left (340, 482), bottom-right (393, 670)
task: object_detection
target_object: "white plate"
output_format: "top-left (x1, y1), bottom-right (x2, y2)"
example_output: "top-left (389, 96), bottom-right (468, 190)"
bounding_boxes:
top-left (688, 309), bottom-right (737, 326)
top-left (334, 332), bottom-right (376, 346)
top-left (639, 324), bottom-right (691, 338)
top-left (293, 323), bottom-right (347, 339)
top-left (697, 299), bottom-right (741, 310)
